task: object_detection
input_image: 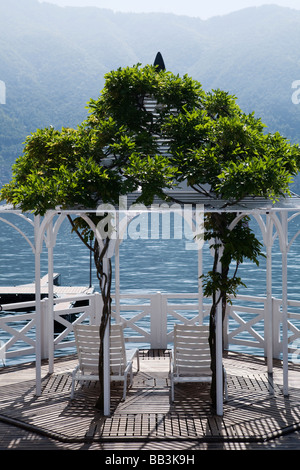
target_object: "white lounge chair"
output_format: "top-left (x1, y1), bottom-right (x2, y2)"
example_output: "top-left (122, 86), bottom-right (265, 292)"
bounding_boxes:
top-left (71, 323), bottom-right (139, 400)
top-left (170, 324), bottom-right (228, 402)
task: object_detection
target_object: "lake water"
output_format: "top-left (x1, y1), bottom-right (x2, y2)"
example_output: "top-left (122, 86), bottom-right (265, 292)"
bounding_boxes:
top-left (1, 211), bottom-right (300, 364)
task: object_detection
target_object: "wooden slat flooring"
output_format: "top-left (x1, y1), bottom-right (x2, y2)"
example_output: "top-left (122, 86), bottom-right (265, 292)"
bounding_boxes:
top-left (1, 350), bottom-right (300, 450)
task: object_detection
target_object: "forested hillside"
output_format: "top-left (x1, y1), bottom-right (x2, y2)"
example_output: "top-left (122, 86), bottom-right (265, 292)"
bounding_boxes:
top-left (1, 0), bottom-right (300, 190)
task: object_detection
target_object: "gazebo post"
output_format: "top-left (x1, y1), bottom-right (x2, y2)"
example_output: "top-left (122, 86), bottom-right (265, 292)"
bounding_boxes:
top-left (266, 212), bottom-right (273, 375)
top-left (198, 247), bottom-right (203, 324)
top-left (46, 217), bottom-right (55, 374)
top-left (34, 215), bottom-right (42, 396)
top-left (216, 242), bottom-right (224, 416)
top-left (115, 211), bottom-right (121, 323)
top-left (103, 256), bottom-right (111, 417)
top-left (281, 211), bottom-right (289, 396)
top-left (216, 298), bottom-right (223, 416)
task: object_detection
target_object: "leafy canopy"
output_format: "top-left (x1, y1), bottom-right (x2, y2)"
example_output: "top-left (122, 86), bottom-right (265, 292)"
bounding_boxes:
top-left (1, 64), bottom-right (203, 213)
top-left (2, 63), bottom-right (299, 217)
top-left (165, 88), bottom-right (299, 204)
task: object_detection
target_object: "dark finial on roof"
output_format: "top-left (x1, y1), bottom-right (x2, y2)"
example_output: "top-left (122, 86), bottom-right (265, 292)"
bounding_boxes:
top-left (154, 52), bottom-right (165, 71)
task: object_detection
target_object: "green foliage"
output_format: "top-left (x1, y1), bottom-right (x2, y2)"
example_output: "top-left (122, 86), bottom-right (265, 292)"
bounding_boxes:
top-left (200, 271), bottom-right (246, 303)
top-left (124, 154), bottom-right (178, 206)
top-left (166, 88), bottom-right (300, 204)
top-left (0, 125), bottom-right (124, 213)
top-left (202, 213), bottom-right (265, 302)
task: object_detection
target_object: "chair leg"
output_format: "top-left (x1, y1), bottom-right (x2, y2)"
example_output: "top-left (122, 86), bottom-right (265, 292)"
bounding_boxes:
top-left (70, 371), bottom-right (78, 399)
top-left (70, 365), bottom-right (79, 399)
top-left (224, 369), bottom-right (228, 402)
top-left (70, 378), bottom-right (76, 399)
top-left (130, 364), bottom-right (133, 385)
top-left (122, 373), bottom-right (128, 401)
top-left (170, 378), bottom-right (174, 402)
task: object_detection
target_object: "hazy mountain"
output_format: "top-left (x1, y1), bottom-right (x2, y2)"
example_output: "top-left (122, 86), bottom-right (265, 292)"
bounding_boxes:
top-left (1, 0), bottom-right (300, 189)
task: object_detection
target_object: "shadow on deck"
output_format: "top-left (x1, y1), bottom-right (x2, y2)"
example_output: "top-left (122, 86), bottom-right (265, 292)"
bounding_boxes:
top-left (1, 350), bottom-right (300, 444)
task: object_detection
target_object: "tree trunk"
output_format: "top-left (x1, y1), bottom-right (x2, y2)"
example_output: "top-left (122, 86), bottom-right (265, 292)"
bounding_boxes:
top-left (209, 302), bottom-right (217, 409)
top-left (93, 238), bottom-right (112, 412)
top-left (207, 220), bottom-right (228, 411)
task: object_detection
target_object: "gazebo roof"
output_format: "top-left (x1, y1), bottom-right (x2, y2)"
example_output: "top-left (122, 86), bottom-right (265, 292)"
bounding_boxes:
top-left (116, 187), bottom-right (300, 214)
top-left (2, 189), bottom-right (300, 214)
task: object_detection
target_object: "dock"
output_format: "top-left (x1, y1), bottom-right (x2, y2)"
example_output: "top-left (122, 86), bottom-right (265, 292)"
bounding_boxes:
top-left (0, 273), bottom-right (94, 306)
top-left (1, 350), bottom-right (300, 450)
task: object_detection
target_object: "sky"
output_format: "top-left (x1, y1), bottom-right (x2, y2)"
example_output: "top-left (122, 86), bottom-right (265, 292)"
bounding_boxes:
top-left (39, 0), bottom-right (300, 19)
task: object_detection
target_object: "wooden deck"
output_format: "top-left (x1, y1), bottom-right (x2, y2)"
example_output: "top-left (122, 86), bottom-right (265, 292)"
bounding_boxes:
top-left (1, 350), bottom-right (300, 450)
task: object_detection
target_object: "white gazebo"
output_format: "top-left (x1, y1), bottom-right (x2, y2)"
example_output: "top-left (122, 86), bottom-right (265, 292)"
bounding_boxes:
top-left (1, 188), bottom-right (300, 416)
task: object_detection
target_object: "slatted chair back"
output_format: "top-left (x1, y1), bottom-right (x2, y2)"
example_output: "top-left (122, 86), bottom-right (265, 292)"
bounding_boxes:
top-left (173, 324), bottom-right (211, 378)
top-left (73, 324), bottom-right (99, 375)
top-left (73, 324), bottom-right (128, 376)
top-left (110, 323), bottom-right (127, 377)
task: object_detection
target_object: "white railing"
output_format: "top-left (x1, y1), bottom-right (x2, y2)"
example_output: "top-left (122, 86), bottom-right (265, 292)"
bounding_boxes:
top-left (0, 300), bottom-right (37, 363)
top-left (225, 295), bottom-right (266, 353)
top-left (51, 293), bottom-right (102, 350)
top-left (112, 292), bottom-right (204, 348)
top-left (0, 293), bottom-right (103, 364)
top-left (281, 299), bottom-right (300, 359)
top-left (1, 292), bottom-right (300, 365)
